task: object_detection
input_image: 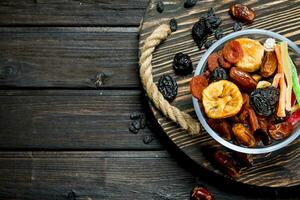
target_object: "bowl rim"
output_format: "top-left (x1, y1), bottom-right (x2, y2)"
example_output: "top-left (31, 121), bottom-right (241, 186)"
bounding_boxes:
top-left (193, 28), bottom-right (300, 154)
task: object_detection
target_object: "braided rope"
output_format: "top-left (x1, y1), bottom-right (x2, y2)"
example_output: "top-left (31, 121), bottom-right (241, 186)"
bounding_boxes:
top-left (139, 24), bottom-right (201, 135)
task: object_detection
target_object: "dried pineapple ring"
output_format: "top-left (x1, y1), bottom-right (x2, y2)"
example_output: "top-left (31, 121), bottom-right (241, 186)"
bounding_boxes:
top-left (202, 80), bottom-right (243, 119)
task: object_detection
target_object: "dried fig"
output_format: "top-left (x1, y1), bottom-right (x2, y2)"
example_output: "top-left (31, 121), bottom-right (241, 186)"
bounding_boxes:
top-left (232, 123), bottom-right (256, 147)
top-left (190, 75), bottom-right (208, 100)
top-left (207, 53), bottom-right (220, 71)
top-left (222, 40), bottom-right (243, 64)
top-left (260, 51), bottom-right (278, 77)
top-left (229, 4), bottom-right (256, 23)
top-left (229, 67), bottom-right (257, 91)
top-left (268, 122), bottom-right (293, 140)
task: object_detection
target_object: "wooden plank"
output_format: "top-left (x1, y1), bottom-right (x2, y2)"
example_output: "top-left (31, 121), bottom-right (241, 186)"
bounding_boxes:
top-left (0, 0), bottom-right (147, 26)
top-left (0, 150), bottom-right (297, 200)
top-left (0, 27), bottom-right (140, 88)
top-left (0, 89), bottom-right (162, 149)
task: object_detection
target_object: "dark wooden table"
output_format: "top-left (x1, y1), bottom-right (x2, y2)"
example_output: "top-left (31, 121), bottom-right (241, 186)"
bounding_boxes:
top-left (0, 1), bottom-right (299, 199)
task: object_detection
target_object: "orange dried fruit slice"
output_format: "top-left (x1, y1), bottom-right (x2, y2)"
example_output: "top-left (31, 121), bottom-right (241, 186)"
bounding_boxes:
top-left (202, 80), bottom-right (243, 119)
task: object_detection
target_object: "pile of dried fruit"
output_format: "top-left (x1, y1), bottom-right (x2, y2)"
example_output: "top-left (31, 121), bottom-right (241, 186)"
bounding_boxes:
top-left (191, 37), bottom-right (300, 148)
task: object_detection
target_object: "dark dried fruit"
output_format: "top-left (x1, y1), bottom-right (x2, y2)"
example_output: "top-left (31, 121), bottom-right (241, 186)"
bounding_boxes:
top-left (204, 40), bottom-right (214, 49)
top-left (250, 87), bottom-right (279, 116)
top-left (207, 53), bottom-right (220, 72)
top-left (190, 75), bottom-right (208, 100)
top-left (190, 185), bottom-right (215, 200)
top-left (268, 122), bottom-right (293, 140)
top-left (260, 51), bottom-right (278, 77)
top-left (213, 150), bottom-right (240, 178)
top-left (233, 22), bottom-right (242, 32)
top-left (229, 67), bottom-right (257, 91)
top-left (143, 135), bottom-right (153, 144)
top-left (158, 75), bottom-right (178, 102)
top-left (192, 18), bottom-right (209, 49)
top-left (140, 117), bottom-right (146, 129)
top-left (210, 67), bottom-right (228, 82)
top-left (131, 120), bottom-right (141, 130)
top-left (232, 152), bottom-right (253, 168)
top-left (184, 0), bottom-right (197, 8)
top-left (207, 7), bottom-right (215, 17)
top-left (254, 129), bottom-right (272, 146)
top-left (229, 4), bottom-right (256, 23)
top-left (214, 28), bottom-right (224, 39)
top-left (129, 125), bottom-right (139, 134)
top-left (170, 18), bottom-right (178, 32)
top-left (207, 119), bottom-right (232, 140)
top-left (173, 52), bottom-right (193, 75)
top-left (156, 1), bottom-right (164, 13)
top-left (248, 108), bottom-right (260, 132)
top-left (130, 112), bottom-right (141, 120)
top-left (232, 123), bottom-right (256, 147)
top-left (223, 41), bottom-right (243, 64)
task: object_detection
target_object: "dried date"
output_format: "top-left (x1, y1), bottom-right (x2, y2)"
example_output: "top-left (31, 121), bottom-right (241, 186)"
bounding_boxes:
top-left (229, 4), bottom-right (256, 23)
top-left (229, 67), bottom-right (257, 91)
top-left (190, 185), bottom-right (215, 200)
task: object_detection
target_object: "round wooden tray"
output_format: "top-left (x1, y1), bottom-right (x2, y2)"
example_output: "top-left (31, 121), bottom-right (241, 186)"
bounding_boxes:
top-left (139, 0), bottom-right (300, 187)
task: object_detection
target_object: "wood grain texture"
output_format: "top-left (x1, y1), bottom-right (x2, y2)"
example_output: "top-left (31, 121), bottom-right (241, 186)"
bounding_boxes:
top-left (0, 151), bottom-right (298, 200)
top-left (0, 90), bottom-right (161, 149)
top-left (0, 0), bottom-right (147, 26)
top-left (139, 0), bottom-right (300, 187)
top-left (0, 27), bottom-right (140, 88)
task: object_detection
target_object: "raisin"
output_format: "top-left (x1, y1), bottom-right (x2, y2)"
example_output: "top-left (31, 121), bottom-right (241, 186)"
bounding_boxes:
top-left (204, 40), bottom-right (214, 49)
top-left (184, 0), bottom-right (197, 8)
top-left (173, 52), bottom-right (193, 75)
top-left (250, 87), bottom-right (279, 116)
top-left (169, 18), bottom-right (178, 32)
top-left (143, 135), bottom-right (153, 144)
top-left (233, 22), bottom-right (242, 32)
top-left (210, 67), bottom-right (228, 82)
top-left (207, 7), bottom-right (215, 17)
top-left (156, 1), bottom-right (164, 13)
top-left (129, 125), bottom-right (139, 134)
top-left (130, 112), bottom-right (141, 120)
top-left (214, 28), bottom-right (224, 39)
top-left (131, 120), bottom-right (141, 130)
top-left (157, 75), bottom-right (178, 102)
top-left (192, 18), bottom-right (208, 49)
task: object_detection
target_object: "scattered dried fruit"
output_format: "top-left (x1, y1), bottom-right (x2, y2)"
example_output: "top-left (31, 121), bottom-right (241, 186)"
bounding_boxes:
top-left (213, 150), bottom-right (240, 178)
top-left (184, 0), bottom-right (198, 8)
top-left (192, 18), bottom-right (209, 49)
top-left (232, 123), bottom-right (256, 147)
top-left (156, 1), bottom-right (164, 13)
top-left (229, 67), bottom-right (257, 91)
top-left (222, 41), bottom-right (243, 64)
top-left (157, 75), bottom-right (178, 102)
top-left (214, 28), bottom-right (224, 39)
top-left (170, 18), bottom-right (178, 32)
top-left (190, 185), bottom-right (215, 200)
top-left (229, 4), bottom-right (256, 23)
top-left (260, 51), bottom-right (278, 77)
top-left (233, 22), bottom-right (242, 32)
top-left (173, 52), bottom-right (193, 75)
top-left (210, 67), bottom-right (228, 82)
top-left (129, 125), bottom-right (139, 134)
top-left (190, 75), bottom-right (209, 100)
top-left (143, 135), bottom-right (154, 144)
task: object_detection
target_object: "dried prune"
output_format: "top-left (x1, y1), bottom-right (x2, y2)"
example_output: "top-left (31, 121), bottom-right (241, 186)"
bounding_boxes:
top-left (229, 4), bottom-right (256, 23)
top-left (192, 18), bottom-right (209, 49)
top-left (190, 75), bottom-right (208, 100)
top-left (214, 28), bottom-right (224, 39)
top-left (173, 52), bottom-right (193, 75)
top-left (204, 40), bottom-right (214, 49)
top-left (190, 185), bottom-right (215, 200)
top-left (233, 22), bottom-right (242, 32)
top-left (157, 75), bottom-right (178, 102)
top-left (130, 112), bottom-right (142, 120)
top-left (129, 125), bottom-right (139, 134)
top-left (143, 135), bottom-right (153, 144)
top-left (170, 18), bottom-right (178, 32)
top-left (210, 67), bottom-right (228, 82)
top-left (184, 0), bottom-right (197, 8)
top-left (156, 1), bottom-right (164, 13)
top-left (250, 87), bottom-right (279, 116)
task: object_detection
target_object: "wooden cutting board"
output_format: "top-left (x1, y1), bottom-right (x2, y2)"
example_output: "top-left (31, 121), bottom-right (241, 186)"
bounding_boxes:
top-left (139, 0), bottom-right (300, 187)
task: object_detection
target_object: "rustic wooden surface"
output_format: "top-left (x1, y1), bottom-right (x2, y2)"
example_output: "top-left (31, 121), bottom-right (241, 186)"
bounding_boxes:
top-left (0, 0), bottom-right (298, 199)
top-left (139, 0), bottom-right (300, 188)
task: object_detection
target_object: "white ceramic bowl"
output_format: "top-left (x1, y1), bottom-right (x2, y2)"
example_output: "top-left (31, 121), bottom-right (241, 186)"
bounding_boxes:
top-left (193, 29), bottom-right (300, 154)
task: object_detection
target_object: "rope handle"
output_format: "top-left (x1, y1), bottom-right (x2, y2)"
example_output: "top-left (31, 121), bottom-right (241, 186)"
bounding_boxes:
top-left (139, 24), bottom-right (201, 135)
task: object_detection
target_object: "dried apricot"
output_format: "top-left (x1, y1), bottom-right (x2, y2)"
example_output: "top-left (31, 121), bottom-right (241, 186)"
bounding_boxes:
top-left (207, 53), bottom-right (219, 71)
top-left (190, 75), bottom-right (208, 100)
top-left (222, 40), bottom-right (243, 64)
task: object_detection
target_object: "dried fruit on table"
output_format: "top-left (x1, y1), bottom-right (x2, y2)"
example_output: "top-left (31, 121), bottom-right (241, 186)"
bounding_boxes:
top-left (190, 185), bottom-right (215, 200)
top-left (173, 52), bottom-right (193, 75)
top-left (192, 18), bottom-right (209, 49)
top-left (268, 122), bottom-right (293, 140)
top-left (222, 40), bottom-right (243, 64)
top-left (213, 150), bottom-right (240, 178)
top-left (233, 22), bottom-right (242, 32)
top-left (156, 1), bottom-right (164, 13)
top-left (232, 123), bottom-right (256, 147)
top-left (232, 152), bottom-right (253, 168)
top-left (207, 119), bottom-right (232, 141)
top-left (169, 18), bottom-right (178, 32)
top-left (184, 0), bottom-right (198, 8)
top-left (157, 75), bottom-right (178, 102)
top-left (214, 28), bottom-right (224, 40)
top-left (190, 75), bottom-right (209, 100)
top-left (229, 67), bottom-right (257, 91)
top-left (207, 53), bottom-right (220, 71)
top-left (209, 67), bottom-right (228, 82)
top-left (250, 87), bottom-right (279, 116)
top-left (229, 4), bottom-right (256, 23)
top-left (202, 80), bottom-right (243, 119)
top-left (235, 38), bottom-right (264, 72)
top-left (260, 51), bottom-right (278, 77)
